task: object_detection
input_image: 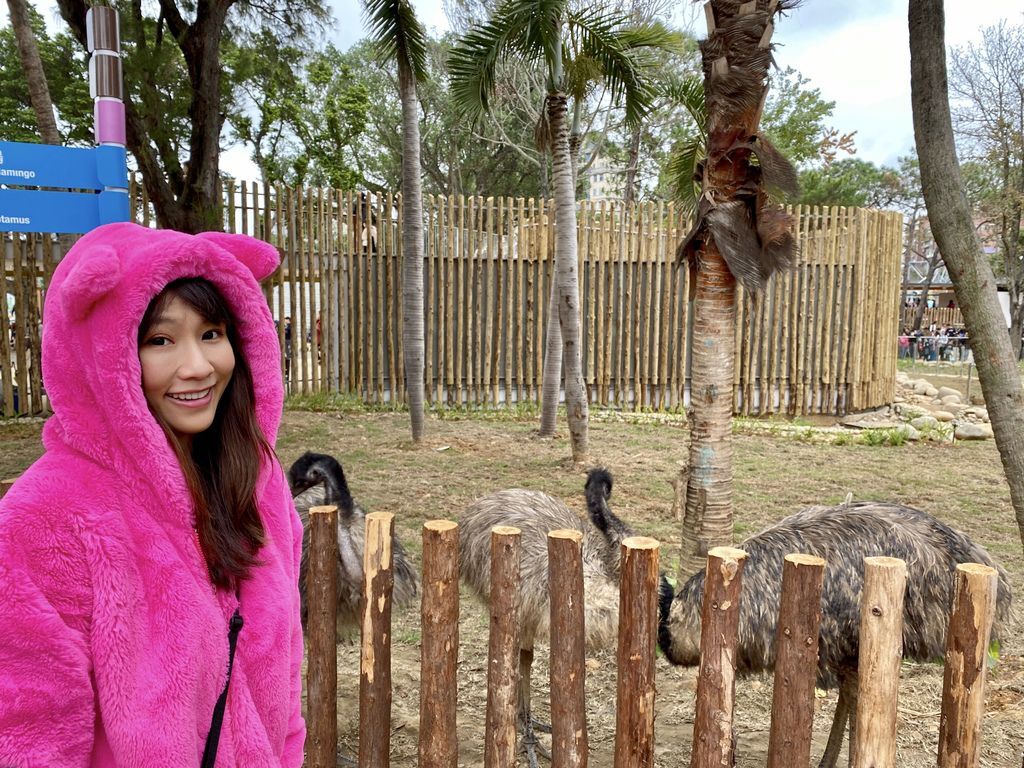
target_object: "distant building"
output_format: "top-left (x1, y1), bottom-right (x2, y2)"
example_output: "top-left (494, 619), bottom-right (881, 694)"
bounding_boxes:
top-left (585, 153), bottom-right (622, 202)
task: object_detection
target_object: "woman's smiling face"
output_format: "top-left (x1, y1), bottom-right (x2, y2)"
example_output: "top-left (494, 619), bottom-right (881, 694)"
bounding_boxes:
top-left (139, 296), bottom-right (235, 445)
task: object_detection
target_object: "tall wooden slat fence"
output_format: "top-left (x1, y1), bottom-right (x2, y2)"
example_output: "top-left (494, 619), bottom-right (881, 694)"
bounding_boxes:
top-left (2, 182), bottom-right (903, 418)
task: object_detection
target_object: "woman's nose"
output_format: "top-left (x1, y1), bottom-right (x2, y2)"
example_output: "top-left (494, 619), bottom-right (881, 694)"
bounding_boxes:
top-left (177, 340), bottom-right (215, 378)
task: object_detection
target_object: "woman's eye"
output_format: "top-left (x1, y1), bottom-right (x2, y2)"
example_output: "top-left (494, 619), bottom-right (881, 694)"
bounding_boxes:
top-left (146, 336), bottom-right (170, 346)
top-left (203, 327), bottom-right (226, 341)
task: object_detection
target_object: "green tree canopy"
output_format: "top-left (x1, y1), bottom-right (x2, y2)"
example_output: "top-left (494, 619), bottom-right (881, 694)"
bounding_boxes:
top-left (0, 5), bottom-right (90, 144)
top-left (798, 158), bottom-right (904, 208)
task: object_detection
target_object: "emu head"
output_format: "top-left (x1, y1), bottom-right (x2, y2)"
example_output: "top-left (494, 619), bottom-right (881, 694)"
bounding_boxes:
top-left (287, 451), bottom-right (351, 509)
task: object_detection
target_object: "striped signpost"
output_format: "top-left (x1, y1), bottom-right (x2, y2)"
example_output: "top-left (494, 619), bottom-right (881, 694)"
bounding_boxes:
top-left (0, 6), bottom-right (128, 234)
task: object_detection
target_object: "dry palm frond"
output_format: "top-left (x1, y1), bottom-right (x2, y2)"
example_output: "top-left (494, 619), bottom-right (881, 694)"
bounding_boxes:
top-left (707, 200), bottom-right (766, 293)
top-left (756, 203), bottom-right (798, 275)
top-left (749, 133), bottom-right (799, 198)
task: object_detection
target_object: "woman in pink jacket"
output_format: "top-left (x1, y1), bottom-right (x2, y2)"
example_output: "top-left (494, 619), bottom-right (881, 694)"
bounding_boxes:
top-left (0, 223), bottom-right (305, 767)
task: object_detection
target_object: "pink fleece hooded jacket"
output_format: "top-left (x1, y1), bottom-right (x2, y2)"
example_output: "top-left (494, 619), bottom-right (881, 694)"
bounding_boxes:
top-left (0, 222), bottom-right (305, 767)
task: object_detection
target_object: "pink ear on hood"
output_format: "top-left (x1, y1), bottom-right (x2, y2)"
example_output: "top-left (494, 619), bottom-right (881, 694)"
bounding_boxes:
top-left (59, 245), bottom-right (122, 321)
top-left (196, 232), bottom-right (280, 281)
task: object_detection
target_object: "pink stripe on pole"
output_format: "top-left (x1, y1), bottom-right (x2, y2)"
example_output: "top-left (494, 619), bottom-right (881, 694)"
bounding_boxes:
top-left (94, 99), bottom-right (126, 146)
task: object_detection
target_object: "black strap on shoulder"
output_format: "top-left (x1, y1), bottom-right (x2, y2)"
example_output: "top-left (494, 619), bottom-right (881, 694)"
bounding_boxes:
top-left (201, 607), bottom-right (244, 768)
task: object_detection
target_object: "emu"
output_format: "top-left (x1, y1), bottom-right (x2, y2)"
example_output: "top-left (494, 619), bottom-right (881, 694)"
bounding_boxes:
top-left (459, 468), bottom-right (663, 768)
top-left (288, 452), bottom-right (419, 635)
top-left (658, 500), bottom-right (1013, 768)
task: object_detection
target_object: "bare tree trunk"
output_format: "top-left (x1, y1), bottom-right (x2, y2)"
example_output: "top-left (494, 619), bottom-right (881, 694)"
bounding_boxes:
top-left (400, 68), bottom-right (425, 443)
top-left (7, 0), bottom-right (60, 144)
top-left (547, 93), bottom-right (588, 462)
top-left (9, 0), bottom-right (78, 255)
top-left (910, 0), bottom-right (1024, 555)
top-left (912, 249), bottom-right (944, 331)
top-left (899, 207), bottom-right (920, 317)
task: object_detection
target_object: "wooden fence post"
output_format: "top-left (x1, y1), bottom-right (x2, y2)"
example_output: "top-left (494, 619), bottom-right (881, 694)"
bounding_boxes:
top-left (614, 536), bottom-right (661, 768)
top-left (485, 526), bottom-right (521, 768)
top-left (767, 554), bottom-right (825, 768)
top-left (0, 478), bottom-right (18, 499)
top-left (690, 546), bottom-right (748, 768)
top-left (852, 556), bottom-right (907, 768)
top-left (419, 520), bottom-right (460, 768)
top-left (549, 529), bottom-right (588, 768)
top-left (306, 505), bottom-right (338, 768)
top-left (359, 511), bottom-right (396, 768)
top-left (937, 563), bottom-right (999, 768)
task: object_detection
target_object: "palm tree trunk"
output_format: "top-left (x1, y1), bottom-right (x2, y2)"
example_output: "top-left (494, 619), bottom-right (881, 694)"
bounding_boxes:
top-left (400, 68), bottom-right (426, 443)
top-left (680, 0), bottom-right (781, 569)
top-left (679, 247), bottom-right (736, 574)
top-left (538, 276), bottom-right (563, 436)
top-left (8, 0), bottom-right (60, 144)
top-left (547, 92), bottom-right (588, 461)
top-left (910, 0), bottom-right (1024, 554)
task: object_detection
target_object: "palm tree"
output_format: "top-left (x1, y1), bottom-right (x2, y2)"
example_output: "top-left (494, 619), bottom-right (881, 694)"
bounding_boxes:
top-left (363, 0), bottom-right (429, 443)
top-left (674, 0), bottom-right (799, 574)
top-left (451, 0), bottom-right (677, 461)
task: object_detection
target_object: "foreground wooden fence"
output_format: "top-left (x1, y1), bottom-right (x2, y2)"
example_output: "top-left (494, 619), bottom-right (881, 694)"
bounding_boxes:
top-left (301, 508), bottom-right (1000, 768)
top-left (2, 185), bottom-right (903, 418)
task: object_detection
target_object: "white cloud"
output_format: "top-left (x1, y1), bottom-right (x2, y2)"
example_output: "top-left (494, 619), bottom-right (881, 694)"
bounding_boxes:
top-left (773, 0), bottom-right (1024, 168)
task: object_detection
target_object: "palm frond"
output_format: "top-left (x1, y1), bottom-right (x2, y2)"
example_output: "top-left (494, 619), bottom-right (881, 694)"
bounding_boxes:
top-left (664, 135), bottom-right (703, 214)
top-left (662, 74), bottom-right (707, 136)
top-left (567, 9), bottom-right (680, 126)
top-left (361, 0), bottom-right (429, 83)
top-left (449, 0), bottom-right (566, 119)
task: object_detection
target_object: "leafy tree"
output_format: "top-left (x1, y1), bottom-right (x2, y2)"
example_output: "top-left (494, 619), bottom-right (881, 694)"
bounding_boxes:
top-left (0, 4), bottom-right (90, 145)
top-left (798, 158), bottom-right (904, 208)
top-left (676, 1), bottom-right (799, 590)
top-left (910, 0), bottom-right (1024, 555)
top-left (323, 36), bottom-right (546, 197)
top-left (451, 0), bottom-right (677, 463)
top-left (362, 0), bottom-right (429, 444)
top-left (290, 46), bottom-right (371, 190)
top-left (56, 0), bottom-right (329, 233)
top-left (222, 29), bottom-right (306, 184)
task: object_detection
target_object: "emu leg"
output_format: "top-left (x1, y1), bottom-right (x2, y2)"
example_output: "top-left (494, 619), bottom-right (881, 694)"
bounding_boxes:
top-left (818, 673), bottom-right (858, 768)
top-left (519, 647), bottom-right (541, 768)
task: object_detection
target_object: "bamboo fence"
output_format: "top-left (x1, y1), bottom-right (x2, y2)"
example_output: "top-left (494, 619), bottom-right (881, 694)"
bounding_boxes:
top-left (1, 182), bottom-right (903, 418)
top-left (900, 305), bottom-right (964, 330)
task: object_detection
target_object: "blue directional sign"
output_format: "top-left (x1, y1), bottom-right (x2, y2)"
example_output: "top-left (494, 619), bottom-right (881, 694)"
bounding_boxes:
top-left (0, 188), bottom-right (129, 234)
top-left (0, 142), bottom-right (127, 190)
top-left (0, 141), bottom-right (128, 234)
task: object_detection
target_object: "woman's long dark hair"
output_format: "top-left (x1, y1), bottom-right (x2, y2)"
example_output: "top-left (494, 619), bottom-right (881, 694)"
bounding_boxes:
top-left (139, 277), bottom-right (270, 589)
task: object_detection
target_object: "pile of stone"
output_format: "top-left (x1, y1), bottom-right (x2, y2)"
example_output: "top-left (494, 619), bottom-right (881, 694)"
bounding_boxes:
top-left (839, 373), bottom-right (992, 441)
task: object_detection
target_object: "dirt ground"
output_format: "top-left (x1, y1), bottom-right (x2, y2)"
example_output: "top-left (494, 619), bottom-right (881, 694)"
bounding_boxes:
top-left (2, 386), bottom-right (1023, 766)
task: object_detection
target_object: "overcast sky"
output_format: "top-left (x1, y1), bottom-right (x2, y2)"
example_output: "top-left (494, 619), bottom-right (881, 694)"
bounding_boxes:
top-left (12, 0), bottom-right (1024, 180)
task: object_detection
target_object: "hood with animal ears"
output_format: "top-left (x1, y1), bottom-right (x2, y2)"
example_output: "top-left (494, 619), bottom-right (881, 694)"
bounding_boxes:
top-left (41, 222), bottom-right (283, 519)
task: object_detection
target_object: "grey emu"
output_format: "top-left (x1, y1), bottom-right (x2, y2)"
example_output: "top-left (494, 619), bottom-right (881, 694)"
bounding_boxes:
top-left (288, 452), bottom-right (419, 636)
top-left (658, 500), bottom-right (1013, 768)
top-left (459, 468), bottom-right (659, 768)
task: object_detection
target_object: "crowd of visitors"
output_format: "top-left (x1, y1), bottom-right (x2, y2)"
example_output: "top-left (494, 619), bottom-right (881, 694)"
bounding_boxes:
top-left (898, 326), bottom-right (971, 362)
